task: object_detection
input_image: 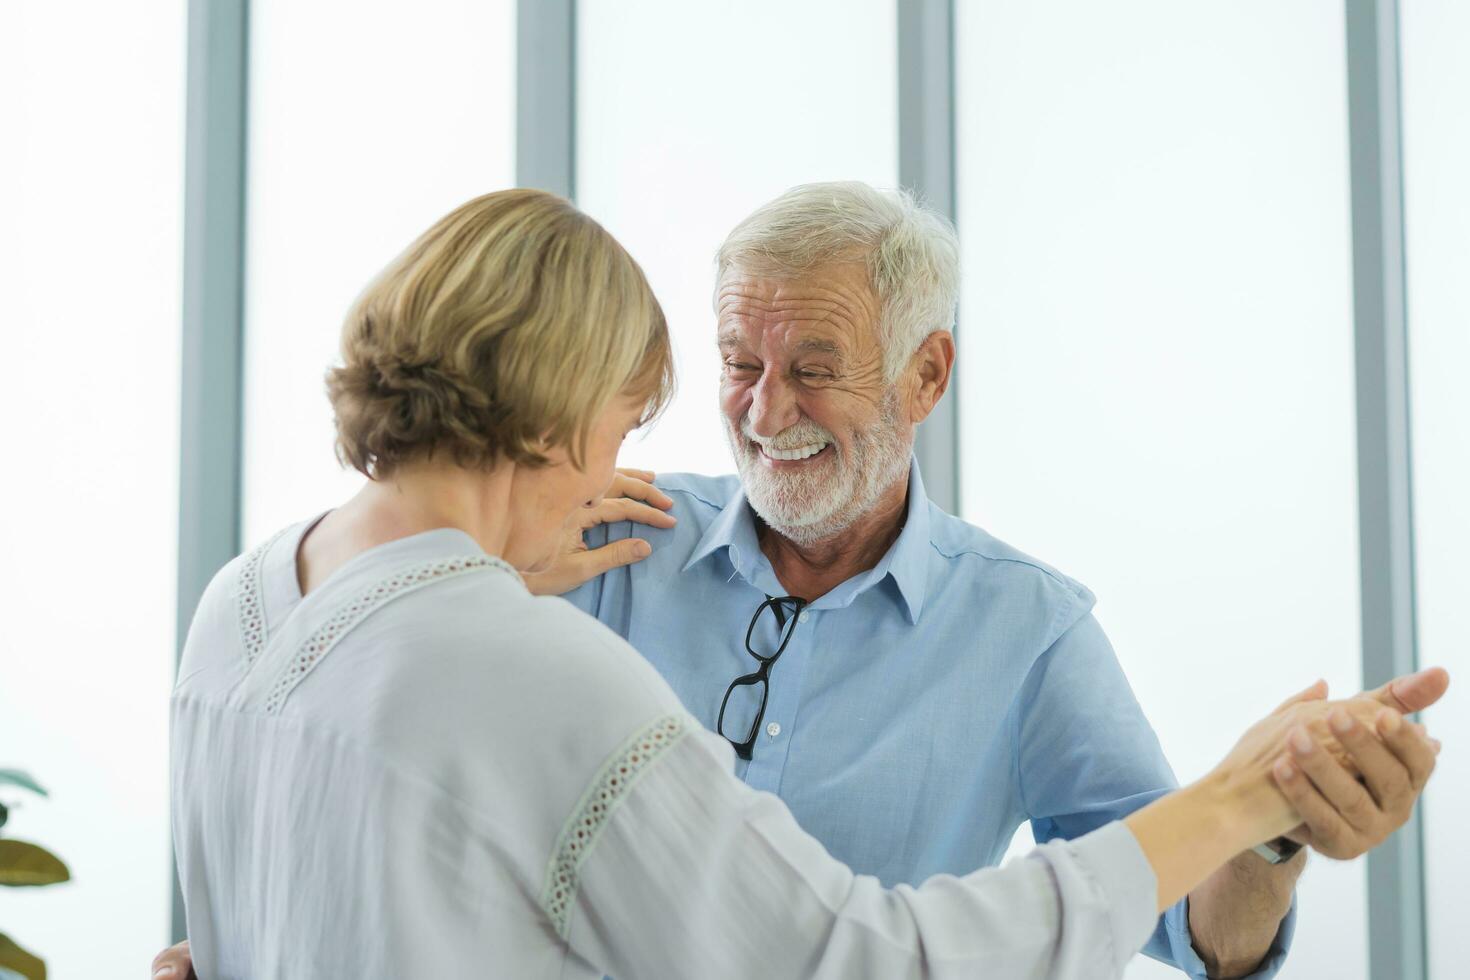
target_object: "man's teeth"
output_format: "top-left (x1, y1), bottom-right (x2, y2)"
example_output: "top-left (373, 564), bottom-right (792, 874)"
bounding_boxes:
top-left (761, 443), bottom-right (829, 461)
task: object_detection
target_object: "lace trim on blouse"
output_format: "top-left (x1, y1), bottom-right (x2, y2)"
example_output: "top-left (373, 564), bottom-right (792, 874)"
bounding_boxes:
top-left (235, 526), bottom-right (294, 666)
top-left (542, 715), bottom-right (688, 938)
top-left (257, 553), bottom-right (520, 715)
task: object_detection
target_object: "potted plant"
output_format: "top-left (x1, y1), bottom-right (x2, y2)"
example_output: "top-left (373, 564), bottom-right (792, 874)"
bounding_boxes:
top-left (0, 770), bottom-right (70, 980)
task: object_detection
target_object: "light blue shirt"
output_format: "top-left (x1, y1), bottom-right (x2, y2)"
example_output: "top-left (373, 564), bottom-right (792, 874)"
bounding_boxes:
top-left (568, 462), bottom-right (1295, 977)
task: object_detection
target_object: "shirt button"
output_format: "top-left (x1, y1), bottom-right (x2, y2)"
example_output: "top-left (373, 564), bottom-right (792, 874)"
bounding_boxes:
top-left (766, 722), bottom-right (782, 738)
top-left (798, 611), bottom-right (809, 623)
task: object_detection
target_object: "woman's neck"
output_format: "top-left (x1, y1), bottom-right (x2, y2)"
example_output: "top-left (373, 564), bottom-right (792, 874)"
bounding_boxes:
top-left (297, 460), bottom-right (516, 594)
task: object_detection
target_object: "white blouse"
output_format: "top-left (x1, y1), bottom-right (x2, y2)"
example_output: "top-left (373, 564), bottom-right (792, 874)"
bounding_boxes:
top-left (171, 521), bottom-right (1160, 979)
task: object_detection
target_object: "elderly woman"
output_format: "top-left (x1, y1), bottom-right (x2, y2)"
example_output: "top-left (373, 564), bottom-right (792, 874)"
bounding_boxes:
top-left (166, 189), bottom-right (1435, 979)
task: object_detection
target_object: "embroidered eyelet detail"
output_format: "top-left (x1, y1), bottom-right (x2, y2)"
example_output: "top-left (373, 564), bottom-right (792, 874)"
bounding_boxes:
top-left (542, 715), bottom-right (687, 937)
top-left (261, 554), bottom-right (519, 715)
top-left (236, 526), bottom-right (294, 666)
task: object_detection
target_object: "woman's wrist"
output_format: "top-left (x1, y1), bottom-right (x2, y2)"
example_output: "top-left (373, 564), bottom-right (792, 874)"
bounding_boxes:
top-left (1123, 769), bottom-right (1292, 914)
top-left (1192, 760), bottom-right (1296, 853)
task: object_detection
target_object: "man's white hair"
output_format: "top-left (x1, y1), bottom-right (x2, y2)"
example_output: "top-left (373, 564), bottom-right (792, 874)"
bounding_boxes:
top-left (715, 181), bottom-right (960, 381)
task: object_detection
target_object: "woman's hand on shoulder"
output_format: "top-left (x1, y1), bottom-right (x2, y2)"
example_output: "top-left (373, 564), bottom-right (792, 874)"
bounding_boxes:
top-left (523, 468), bottom-right (677, 596)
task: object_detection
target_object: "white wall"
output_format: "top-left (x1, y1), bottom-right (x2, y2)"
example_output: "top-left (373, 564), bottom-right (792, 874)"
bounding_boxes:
top-left (576, 0), bottom-right (899, 478)
top-left (955, 4), bottom-right (1366, 977)
top-left (0, 2), bottom-right (184, 975)
top-left (241, 0), bottom-right (516, 546)
top-left (1401, 2), bottom-right (1470, 977)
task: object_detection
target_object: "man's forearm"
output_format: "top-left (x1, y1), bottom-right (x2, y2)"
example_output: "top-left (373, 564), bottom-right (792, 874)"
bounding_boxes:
top-left (1187, 848), bottom-right (1304, 978)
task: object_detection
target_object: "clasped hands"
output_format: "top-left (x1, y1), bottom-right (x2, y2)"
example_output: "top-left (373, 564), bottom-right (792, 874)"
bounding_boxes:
top-left (1220, 667), bottom-right (1447, 860)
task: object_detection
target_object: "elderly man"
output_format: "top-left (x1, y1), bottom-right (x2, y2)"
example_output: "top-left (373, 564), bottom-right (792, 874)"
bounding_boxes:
top-left (154, 183), bottom-right (1445, 980)
top-left (538, 183), bottom-right (1442, 978)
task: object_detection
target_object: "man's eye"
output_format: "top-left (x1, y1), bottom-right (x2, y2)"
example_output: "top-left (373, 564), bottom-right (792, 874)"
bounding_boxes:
top-left (796, 370), bottom-right (831, 380)
top-left (725, 361), bottom-right (758, 372)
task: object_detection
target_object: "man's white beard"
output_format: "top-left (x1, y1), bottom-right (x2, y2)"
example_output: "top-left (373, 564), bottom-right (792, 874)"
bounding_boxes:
top-left (728, 391), bottom-right (913, 547)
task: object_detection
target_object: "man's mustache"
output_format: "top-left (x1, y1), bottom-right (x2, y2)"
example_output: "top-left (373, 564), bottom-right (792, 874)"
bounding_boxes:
top-left (737, 417), bottom-right (837, 453)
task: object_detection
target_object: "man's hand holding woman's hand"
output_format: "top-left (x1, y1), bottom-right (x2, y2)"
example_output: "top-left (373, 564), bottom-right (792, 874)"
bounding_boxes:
top-left (1207, 673), bottom-right (1443, 854)
top-left (1272, 668), bottom-right (1448, 859)
top-left (1126, 667), bottom-right (1448, 915)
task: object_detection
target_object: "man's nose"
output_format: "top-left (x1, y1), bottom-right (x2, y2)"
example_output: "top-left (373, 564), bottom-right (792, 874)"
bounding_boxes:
top-left (748, 370), bottom-right (801, 438)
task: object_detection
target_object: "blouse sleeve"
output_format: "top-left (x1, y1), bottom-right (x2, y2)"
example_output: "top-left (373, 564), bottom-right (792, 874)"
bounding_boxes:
top-left (547, 715), bottom-right (1160, 980)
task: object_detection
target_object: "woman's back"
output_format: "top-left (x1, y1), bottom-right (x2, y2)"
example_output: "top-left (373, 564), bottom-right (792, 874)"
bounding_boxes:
top-left (171, 520), bottom-right (685, 979)
top-left (173, 518), bottom-right (1170, 980)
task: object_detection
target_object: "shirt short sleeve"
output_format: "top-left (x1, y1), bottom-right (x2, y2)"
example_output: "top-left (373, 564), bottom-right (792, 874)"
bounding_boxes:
top-left (1014, 613), bottom-right (1295, 977)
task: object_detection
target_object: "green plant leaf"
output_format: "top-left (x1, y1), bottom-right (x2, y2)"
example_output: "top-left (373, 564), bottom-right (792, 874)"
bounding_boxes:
top-left (0, 932), bottom-right (44, 980)
top-left (0, 840), bottom-right (70, 887)
top-left (0, 773), bottom-right (45, 798)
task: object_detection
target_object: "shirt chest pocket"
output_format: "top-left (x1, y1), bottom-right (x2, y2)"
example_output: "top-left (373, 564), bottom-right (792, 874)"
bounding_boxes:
top-left (624, 591), bottom-right (754, 729)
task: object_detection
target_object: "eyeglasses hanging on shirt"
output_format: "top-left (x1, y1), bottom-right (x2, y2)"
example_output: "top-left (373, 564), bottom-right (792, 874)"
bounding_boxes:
top-left (717, 594), bottom-right (808, 761)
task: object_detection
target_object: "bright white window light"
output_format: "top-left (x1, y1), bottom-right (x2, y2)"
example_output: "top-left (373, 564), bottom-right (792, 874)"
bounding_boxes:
top-left (1401, 2), bottom-right (1470, 977)
top-left (955, 4), bottom-right (1364, 977)
top-left (576, 0), bottom-right (899, 477)
top-left (242, 0), bottom-right (515, 546)
top-left (0, 3), bottom-right (183, 974)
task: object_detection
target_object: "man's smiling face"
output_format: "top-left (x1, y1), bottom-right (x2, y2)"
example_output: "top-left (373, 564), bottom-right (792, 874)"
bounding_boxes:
top-left (716, 261), bottom-right (914, 544)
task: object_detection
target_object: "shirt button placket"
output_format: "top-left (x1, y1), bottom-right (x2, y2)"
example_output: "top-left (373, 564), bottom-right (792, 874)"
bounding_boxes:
top-left (750, 608), bottom-right (810, 791)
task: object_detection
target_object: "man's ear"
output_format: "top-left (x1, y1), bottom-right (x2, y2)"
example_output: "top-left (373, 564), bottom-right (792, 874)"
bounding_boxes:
top-left (906, 330), bottom-right (955, 425)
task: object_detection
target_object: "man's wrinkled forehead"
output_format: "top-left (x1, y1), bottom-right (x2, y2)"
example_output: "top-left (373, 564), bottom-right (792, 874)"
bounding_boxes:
top-left (714, 264), bottom-right (880, 352)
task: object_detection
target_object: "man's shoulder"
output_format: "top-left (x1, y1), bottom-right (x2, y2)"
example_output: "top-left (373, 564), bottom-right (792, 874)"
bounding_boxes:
top-left (925, 505), bottom-right (1095, 608)
top-left (653, 471), bottom-right (741, 515)
top-left (614, 471), bottom-right (740, 551)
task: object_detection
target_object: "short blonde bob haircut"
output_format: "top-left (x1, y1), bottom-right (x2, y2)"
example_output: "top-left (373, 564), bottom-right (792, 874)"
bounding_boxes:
top-left (328, 189), bottom-right (673, 478)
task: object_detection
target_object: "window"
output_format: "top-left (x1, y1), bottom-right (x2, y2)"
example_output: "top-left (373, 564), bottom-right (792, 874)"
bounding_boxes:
top-left (955, 4), bottom-right (1365, 976)
top-left (241, 0), bottom-right (515, 545)
top-left (1401, 2), bottom-right (1470, 976)
top-left (0, 3), bottom-right (184, 973)
top-left (576, 0), bottom-right (898, 476)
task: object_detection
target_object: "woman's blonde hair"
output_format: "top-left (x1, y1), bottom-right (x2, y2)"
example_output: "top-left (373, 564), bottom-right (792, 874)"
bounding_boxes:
top-left (328, 189), bottom-right (673, 478)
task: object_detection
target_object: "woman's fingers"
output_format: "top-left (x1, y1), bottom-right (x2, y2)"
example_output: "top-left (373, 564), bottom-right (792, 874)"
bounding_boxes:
top-left (572, 537), bottom-right (653, 579)
top-left (523, 535), bottom-right (654, 597)
top-left (1272, 678), bottom-right (1329, 714)
top-left (611, 470), bottom-right (672, 509)
top-left (584, 496), bottom-right (677, 530)
top-left (616, 466), bottom-right (657, 484)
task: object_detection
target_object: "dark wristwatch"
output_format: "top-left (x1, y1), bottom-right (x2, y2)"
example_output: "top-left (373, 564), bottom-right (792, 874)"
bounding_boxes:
top-left (1252, 836), bottom-right (1304, 865)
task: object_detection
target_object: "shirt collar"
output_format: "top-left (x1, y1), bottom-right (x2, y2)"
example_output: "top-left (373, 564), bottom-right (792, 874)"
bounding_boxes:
top-left (682, 459), bottom-right (932, 625)
top-left (681, 481), bottom-right (765, 582)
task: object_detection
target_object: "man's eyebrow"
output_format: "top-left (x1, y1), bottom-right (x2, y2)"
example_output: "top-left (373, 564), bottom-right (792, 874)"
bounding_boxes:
top-left (794, 338), bottom-right (843, 357)
top-left (717, 335), bottom-right (845, 358)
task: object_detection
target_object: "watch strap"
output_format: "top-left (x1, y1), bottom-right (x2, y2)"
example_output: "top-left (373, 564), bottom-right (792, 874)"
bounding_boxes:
top-left (1252, 836), bottom-right (1305, 865)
